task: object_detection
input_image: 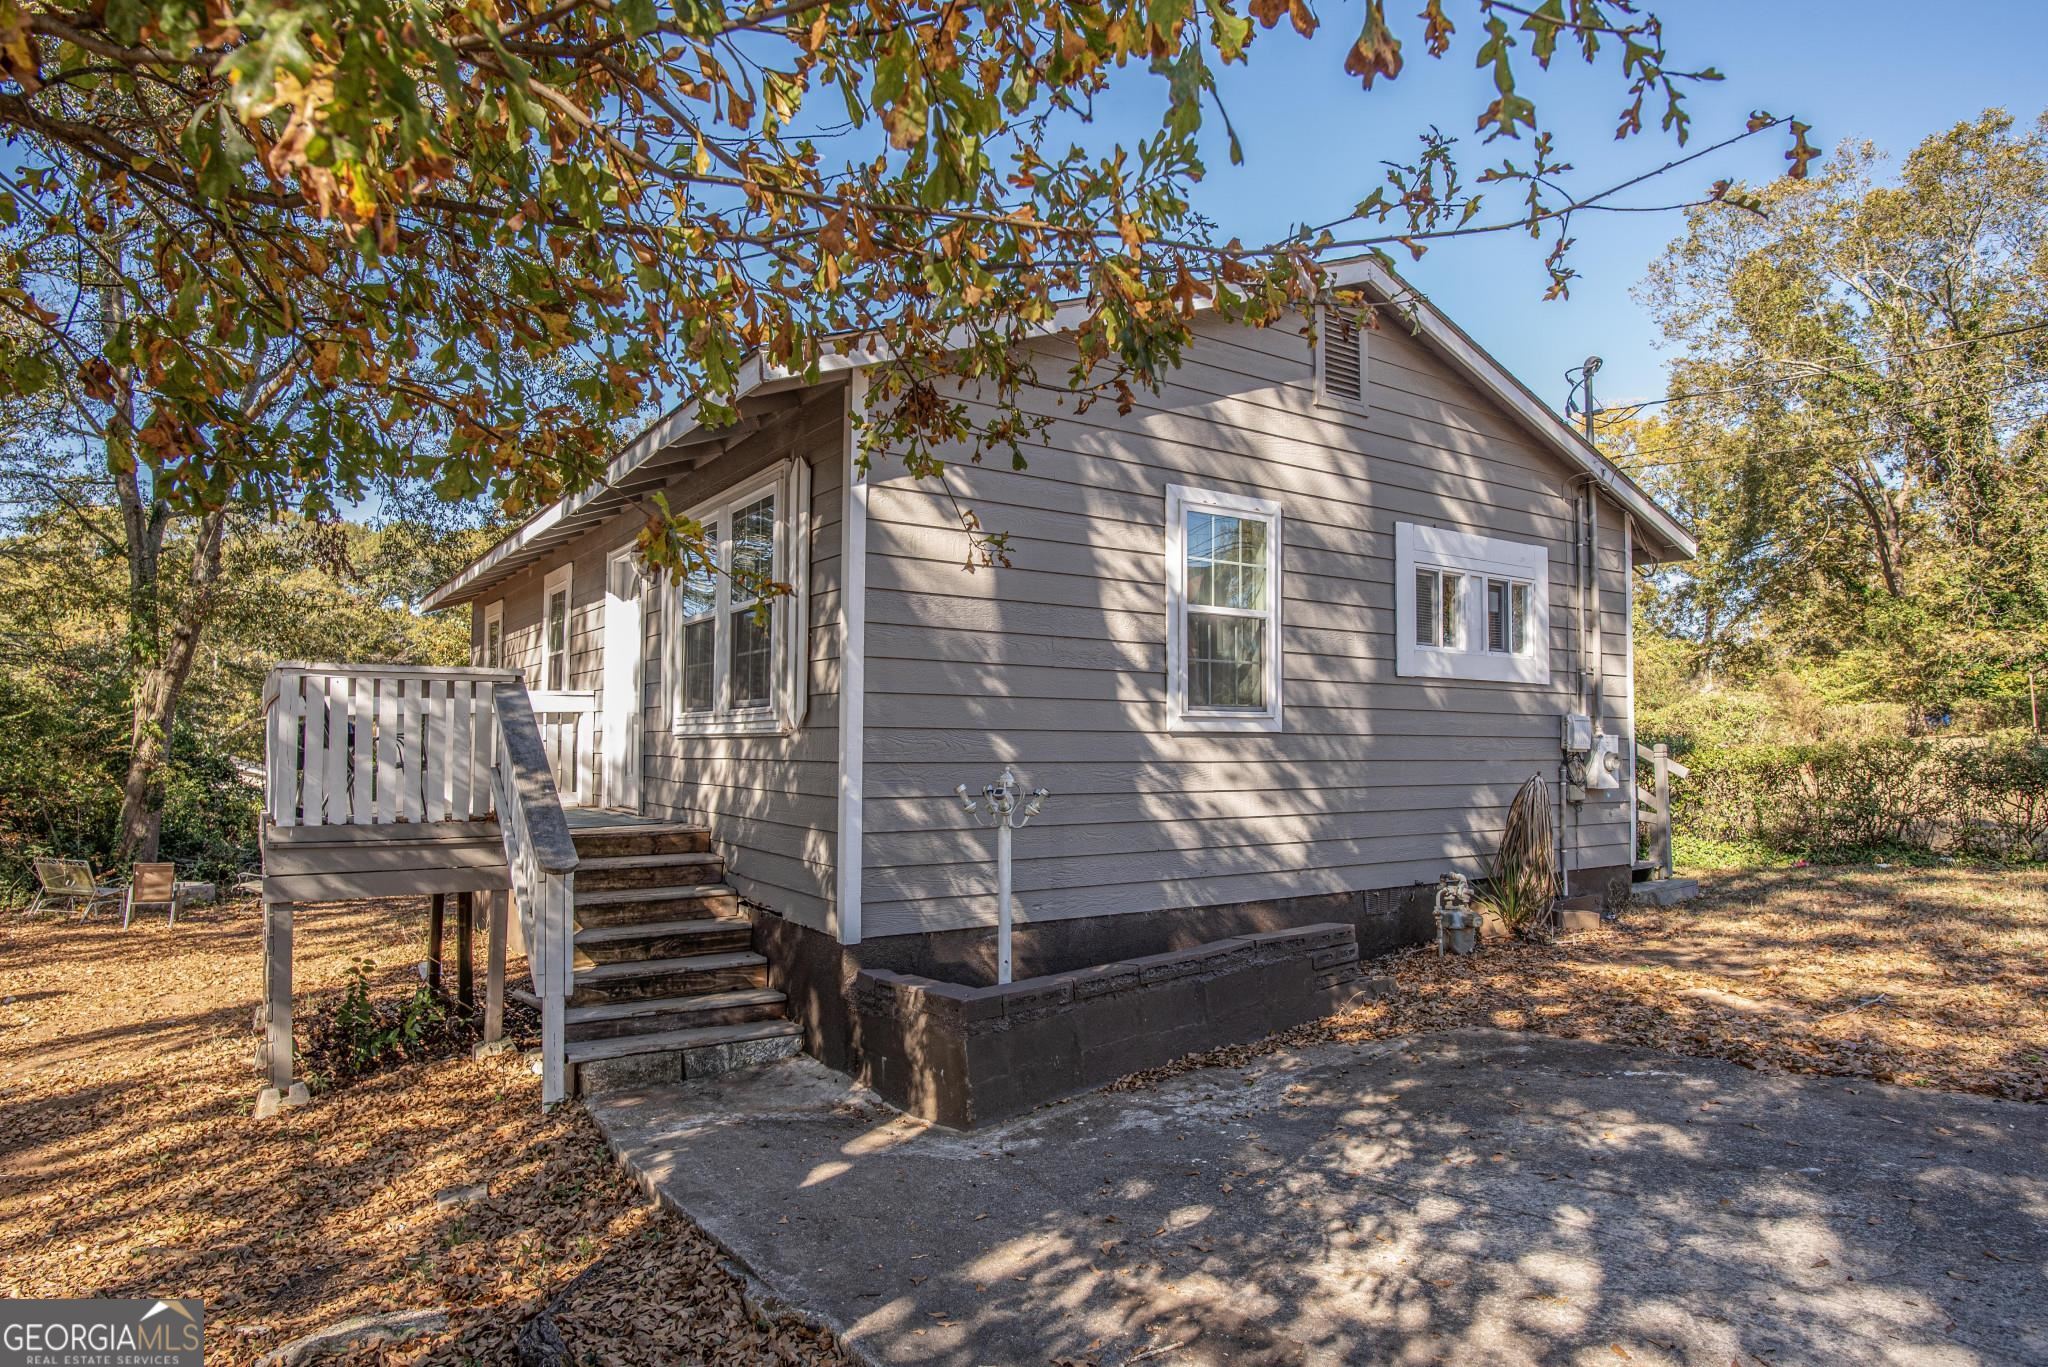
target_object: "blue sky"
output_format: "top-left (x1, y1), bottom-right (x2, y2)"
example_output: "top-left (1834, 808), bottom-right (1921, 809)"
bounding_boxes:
top-left (1081, 0), bottom-right (2048, 417)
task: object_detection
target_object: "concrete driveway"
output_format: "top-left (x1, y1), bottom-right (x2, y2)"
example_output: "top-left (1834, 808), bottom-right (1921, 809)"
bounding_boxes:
top-left (589, 1029), bottom-right (2047, 1366)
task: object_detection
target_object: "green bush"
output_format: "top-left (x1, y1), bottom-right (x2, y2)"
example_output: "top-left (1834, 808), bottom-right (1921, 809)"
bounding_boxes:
top-left (1669, 732), bottom-right (2048, 864)
top-left (0, 669), bottom-right (257, 902)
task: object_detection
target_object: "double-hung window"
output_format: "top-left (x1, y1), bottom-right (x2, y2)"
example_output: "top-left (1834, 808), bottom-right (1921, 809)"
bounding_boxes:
top-left (1395, 522), bottom-right (1549, 685)
top-left (540, 565), bottom-right (572, 690)
top-left (481, 599), bottom-right (505, 670)
top-left (1166, 485), bottom-right (1284, 732)
top-left (667, 459), bottom-right (811, 734)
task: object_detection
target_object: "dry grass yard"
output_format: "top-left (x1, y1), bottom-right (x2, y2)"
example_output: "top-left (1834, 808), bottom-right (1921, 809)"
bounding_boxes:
top-left (0, 895), bottom-right (846, 1365)
top-left (1128, 865), bottom-right (2048, 1103)
top-left (1, 865), bottom-right (2039, 1362)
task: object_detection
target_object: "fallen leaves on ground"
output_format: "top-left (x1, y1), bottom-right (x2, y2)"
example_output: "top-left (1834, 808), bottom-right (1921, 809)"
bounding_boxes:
top-left (1113, 865), bottom-right (2048, 1102)
top-left (0, 896), bottom-right (849, 1365)
top-left (5, 867), bottom-right (2040, 1362)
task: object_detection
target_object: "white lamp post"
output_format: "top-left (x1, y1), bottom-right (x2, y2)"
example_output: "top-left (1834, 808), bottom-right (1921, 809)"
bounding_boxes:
top-left (954, 767), bottom-right (1049, 985)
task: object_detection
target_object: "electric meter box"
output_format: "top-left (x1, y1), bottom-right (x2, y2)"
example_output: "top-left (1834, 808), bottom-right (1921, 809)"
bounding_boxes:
top-left (1584, 733), bottom-right (1624, 790)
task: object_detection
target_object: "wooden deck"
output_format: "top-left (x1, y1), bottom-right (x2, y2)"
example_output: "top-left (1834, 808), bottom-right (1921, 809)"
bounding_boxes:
top-left (260, 808), bottom-right (670, 905)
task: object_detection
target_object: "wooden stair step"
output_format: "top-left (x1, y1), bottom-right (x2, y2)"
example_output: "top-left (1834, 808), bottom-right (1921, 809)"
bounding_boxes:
top-left (575, 949), bottom-right (763, 981)
top-left (577, 882), bottom-right (734, 907)
top-left (570, 822), bottom-right (709, 840)
top-left (567, 1017), bottom-right (800, 1065)
top-left (574, 851), bottom-right (726, 892)
top-left (568, 949), bottom-right (766, 1005)
top-left (573, 916), bottom-right (752, 965)
top-left (573, 883), bottom-right (740, 929)
top-left (564, 987), bottom-right (788, 1041)
top-left (570, 824), bottom-right (714, 858)
top-left (575, 916), bottom-right (749, 946)
top-left (568, 1019), bottom-right (803, 1095)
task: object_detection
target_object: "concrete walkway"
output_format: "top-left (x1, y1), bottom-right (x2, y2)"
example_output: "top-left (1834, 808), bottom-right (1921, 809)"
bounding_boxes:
top-left (589, 1030), bottom-right (2048, 1366)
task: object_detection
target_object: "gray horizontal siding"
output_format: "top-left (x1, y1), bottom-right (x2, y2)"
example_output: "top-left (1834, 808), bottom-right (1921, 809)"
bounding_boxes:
top-left (471, 386), bottom-right (848, 934)
top-left (859, 311), bottom-right (1637, 940)
top-left (643, 387), bottom-right (846, 933)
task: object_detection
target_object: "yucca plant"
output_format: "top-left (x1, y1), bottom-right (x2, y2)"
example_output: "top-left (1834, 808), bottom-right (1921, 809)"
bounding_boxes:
top-left (1477, 774), bottom-right (1560, 939)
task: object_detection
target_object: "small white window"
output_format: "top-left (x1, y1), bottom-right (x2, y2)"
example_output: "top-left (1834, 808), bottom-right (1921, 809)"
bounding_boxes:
top-left (1395, 522), bottom-right (1549, 685)
top-left (540, 565), bottom-right (573, 691)
top-left (667, 459), bottom-right (811, 735)
top-left (1413, 568), bottom-right (1464, 650)
top-left (1166, 485), bottom-right (1284, 732)
top-left (482, 600), bottom-right (505, 670)
top-left (1315, 304), bottom-right (1368, 413)
top-left (1485, 578), bottom-right (1532, 655)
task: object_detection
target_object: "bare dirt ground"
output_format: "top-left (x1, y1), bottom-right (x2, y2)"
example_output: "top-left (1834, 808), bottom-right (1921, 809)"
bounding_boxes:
top-left (0, 866), bottom-right (2039, 1364)
top-left (0, 895), bottom-right (846, 1365)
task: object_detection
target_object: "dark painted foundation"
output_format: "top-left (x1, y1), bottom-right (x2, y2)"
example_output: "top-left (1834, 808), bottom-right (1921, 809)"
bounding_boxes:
top-left (853, 924), bottom-right (1388, 1129)
top-left (751, 865), bottom-right (1633, 1080)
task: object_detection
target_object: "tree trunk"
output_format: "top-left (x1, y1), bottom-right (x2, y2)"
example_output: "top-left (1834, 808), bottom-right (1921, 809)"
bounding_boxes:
top-left (113, 506), bottom-right (228, 863)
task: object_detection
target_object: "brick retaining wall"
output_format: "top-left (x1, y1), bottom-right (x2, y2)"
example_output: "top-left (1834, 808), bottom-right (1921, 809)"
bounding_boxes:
top-left (851, 923), bottom-right (1390, 1129)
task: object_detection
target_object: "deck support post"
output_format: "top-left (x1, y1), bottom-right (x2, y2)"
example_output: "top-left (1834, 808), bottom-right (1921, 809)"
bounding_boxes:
top-left (482, 889), bottom-right (507, 1048)
top-left (456, 890), bottom-right (475, 1008)
top-left (262, 897), bottom-right (293, 1091)
top-left (426, 892), bottom-right (445, 992)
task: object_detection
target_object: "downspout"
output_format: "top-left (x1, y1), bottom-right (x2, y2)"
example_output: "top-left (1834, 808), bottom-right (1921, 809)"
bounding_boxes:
top-left (1563, 474), bottom-right (1606, 895)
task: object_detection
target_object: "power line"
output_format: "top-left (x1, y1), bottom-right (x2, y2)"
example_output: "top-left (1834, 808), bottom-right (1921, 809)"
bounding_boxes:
top-left (1609, 372), bottom-right (2048, 473)
top-left (1591, 320), bottom-right (2048, 426)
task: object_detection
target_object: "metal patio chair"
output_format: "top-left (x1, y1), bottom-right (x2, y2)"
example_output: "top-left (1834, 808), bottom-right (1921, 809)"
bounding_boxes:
top-left (27, 858), bottom-right (122, 920)
top-left (124, 862), bottom-right (183, 929)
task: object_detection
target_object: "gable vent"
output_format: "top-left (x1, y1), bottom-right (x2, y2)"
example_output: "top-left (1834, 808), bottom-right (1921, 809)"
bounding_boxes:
top-left (1320, 310), bottom-right (1365, 405)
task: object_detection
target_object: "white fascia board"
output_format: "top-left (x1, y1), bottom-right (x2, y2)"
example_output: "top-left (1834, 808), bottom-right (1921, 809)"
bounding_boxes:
top-left (423, 348), bottom-right (881, 610)
top-left (429, 260), bottom-right (1692, 610)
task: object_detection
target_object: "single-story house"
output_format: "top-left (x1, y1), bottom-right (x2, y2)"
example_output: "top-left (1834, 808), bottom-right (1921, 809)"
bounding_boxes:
top-left (257, 255), bottom-right (1691, 1120)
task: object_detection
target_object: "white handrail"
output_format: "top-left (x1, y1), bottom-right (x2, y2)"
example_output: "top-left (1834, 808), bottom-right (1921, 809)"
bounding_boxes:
top-left (489, 681), bottom-right (578, 1106)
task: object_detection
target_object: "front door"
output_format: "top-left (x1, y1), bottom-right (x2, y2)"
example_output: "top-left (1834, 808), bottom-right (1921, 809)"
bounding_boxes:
top-left (601, 545), bottom-right (645, 813)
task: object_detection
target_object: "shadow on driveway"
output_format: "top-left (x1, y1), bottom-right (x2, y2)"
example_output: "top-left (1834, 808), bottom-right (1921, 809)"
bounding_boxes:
top-left (591, 1028), bottom-right (2046, 1367)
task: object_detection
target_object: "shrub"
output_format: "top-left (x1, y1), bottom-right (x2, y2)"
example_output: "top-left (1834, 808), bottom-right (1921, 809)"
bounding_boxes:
top-left (1669, 732), bottom-right (2048, 864)
top-left (1475, 774), bottom-right (1558, 938)
top-left (302, 958), bottom-right (469, 1088)
top-left (1941, 737), bottom-right (2048, 859)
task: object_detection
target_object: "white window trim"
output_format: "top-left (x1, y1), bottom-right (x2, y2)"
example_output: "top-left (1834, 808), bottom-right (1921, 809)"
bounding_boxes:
top-left (665, 457), bottom-right (811, 738)
top-left (1165, 484), bottom-right (1285, 733)
top-left (1314, 303), bottom-right (1370, 416)
top-left (540, 564), bottom-right (573, 691)
top-left (1395, 522), bottom-right (1550, 685)
top-left (480, 599), bottom-right (505, 670)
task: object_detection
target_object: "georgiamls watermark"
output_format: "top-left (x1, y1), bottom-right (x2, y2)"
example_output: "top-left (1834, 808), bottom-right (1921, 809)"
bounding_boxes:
top-left (0, 1298), bottom-right (203, 1366)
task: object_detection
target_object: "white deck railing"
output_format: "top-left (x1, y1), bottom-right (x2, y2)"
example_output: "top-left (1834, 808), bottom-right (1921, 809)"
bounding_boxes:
top-left (529, 689), bottom-right (597, 808)
top-left (262, 662), bottom-right (579, 1104)
top-left (1635, 741), bottom-right (1692, 880)
top-left (262, 664), bottom-right (518, 827)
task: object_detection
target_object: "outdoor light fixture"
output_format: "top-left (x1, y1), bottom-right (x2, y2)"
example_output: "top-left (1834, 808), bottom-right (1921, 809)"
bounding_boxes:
top-left (953, 766), bottom-right (1050, 985)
